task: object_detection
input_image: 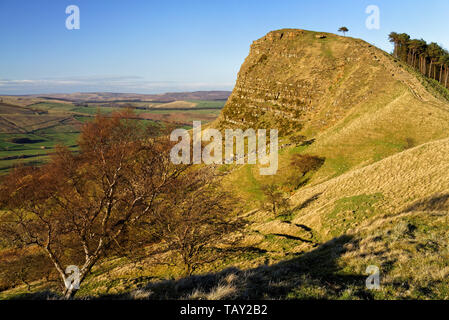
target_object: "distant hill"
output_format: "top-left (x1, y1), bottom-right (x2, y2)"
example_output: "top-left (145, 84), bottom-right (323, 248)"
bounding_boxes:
top-left (0, 91), bottom-right (228, 174)
top-left (7, 90), bottom-right (231, 104)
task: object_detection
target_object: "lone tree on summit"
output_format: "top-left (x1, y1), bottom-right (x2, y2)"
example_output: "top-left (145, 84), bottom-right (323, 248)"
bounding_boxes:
top-left (338, 27), bottom-right (349, 36)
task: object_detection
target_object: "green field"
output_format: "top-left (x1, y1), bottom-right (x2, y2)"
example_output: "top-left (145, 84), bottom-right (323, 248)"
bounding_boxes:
top-left (0, 100), bottom-right (224, 174)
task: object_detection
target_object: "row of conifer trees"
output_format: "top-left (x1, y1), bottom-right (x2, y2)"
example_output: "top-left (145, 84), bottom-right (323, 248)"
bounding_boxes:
top-left (389, 32), bottom-right (449, 88)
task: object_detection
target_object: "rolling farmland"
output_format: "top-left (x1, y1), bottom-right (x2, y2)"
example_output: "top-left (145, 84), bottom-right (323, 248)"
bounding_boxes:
top-left (0, 96), bottom-right (227, 173)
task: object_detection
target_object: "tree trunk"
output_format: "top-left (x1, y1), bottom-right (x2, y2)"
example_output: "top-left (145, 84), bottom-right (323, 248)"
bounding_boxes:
top-left (59, 255), bottom-right (98, 299)
top-left (433, 62), bottom-right (437, 79)
top-left (62, 266), bottom-right (92, 299)
top-left (64, 287), bottom-right (79, 299)
top-left (186, 264), bottom-right (193, 277)
top-left (444, 66), bottom-right (449, 88)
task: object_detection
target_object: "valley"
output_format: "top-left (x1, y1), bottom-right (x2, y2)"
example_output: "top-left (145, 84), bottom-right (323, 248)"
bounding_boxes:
top-left (0, 93), bottom-right (229, 173)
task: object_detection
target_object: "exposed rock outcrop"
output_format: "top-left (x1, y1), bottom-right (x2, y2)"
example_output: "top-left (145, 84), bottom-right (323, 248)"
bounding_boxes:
top-left (218, 29), bottom-right (435, 136)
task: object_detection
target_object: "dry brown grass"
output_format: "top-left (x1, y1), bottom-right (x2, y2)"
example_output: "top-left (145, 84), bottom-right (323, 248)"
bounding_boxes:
top-left (291, 137), bottom-right (449, 234)
top-left (151, 100), bottom-right (197, 109)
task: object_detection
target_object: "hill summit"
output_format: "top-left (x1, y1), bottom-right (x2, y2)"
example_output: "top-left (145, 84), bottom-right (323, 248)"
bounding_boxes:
top-left (219, 28), bottom-right (449, 182)
top-left (220, 29), bottom-right (444, 136)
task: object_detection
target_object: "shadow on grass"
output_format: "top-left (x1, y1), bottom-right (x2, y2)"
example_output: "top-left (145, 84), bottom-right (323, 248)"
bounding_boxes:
top-left (295, 192), bottom-right (323, 211)
top-left (403, 193), bottom-right (449, 212)
top-left (103, 235), bottom-right (370, 300)
top-left (271, 233), bottom-right (315, 244)
top-left (11, 235), bottom-right (372, 300)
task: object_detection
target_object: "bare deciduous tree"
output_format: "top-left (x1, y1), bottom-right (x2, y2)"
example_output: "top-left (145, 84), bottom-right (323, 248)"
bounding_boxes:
top-left (0, 248), bottom-right (55, 292)
top-left (0, 111), bottom-right (189, 298)
top-left (261, 183), bottom-right (290, 216)
top-left (151, 168), bottom-right (244, 276)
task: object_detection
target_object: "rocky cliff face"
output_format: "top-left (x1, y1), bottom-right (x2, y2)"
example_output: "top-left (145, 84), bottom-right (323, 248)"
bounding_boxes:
top-left (219, 29), bottom-right (421, 136)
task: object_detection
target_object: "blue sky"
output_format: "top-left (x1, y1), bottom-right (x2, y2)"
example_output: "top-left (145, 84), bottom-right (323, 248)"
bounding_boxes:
top-left (0, 0), bottom-right (448, 94)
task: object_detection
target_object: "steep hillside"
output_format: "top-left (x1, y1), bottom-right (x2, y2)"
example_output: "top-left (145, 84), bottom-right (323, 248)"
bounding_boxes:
top-left (75, 29), bottom-right (449, 299)
top-left (3, 29), bottom-right (449, 300)
top-left (219, 29), bottom-right (443, 131)
top-left (213, 29), bottom-right (449, 298)
top-left (219, 29), bottom-right (449, 181)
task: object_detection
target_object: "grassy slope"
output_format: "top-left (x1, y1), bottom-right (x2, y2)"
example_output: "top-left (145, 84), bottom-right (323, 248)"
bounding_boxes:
top-left (3, 31), bottom-right (449, 299)
top-left (62, 31), bottom-right (449, 299)
top-left (212, 30), bottom-right (449, 299)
